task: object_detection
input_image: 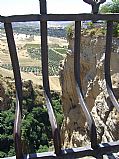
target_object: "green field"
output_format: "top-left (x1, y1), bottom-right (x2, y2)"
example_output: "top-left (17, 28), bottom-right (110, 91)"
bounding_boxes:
top-left (26, 44), bottom-right (67, 75)
top-left (54, 48), bottom-right (67, 55)
top-left (0, 44), bottom-right (67, 76)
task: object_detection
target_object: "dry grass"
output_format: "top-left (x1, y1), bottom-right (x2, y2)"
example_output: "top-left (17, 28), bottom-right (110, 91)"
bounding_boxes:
top-left (0, 67), bottom-right (61, 91)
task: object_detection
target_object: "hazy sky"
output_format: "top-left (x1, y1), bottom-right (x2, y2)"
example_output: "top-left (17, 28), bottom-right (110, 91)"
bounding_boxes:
top-left (0, 0), bottom-right (112, 16)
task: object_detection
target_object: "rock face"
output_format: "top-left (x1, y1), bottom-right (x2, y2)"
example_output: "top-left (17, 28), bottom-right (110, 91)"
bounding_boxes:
top-left (0, 76), bottom-right (44, 111)
top-left (59, 35), bottom-right (119, 148)
top-left (0, 76), bottom-right (14, 110)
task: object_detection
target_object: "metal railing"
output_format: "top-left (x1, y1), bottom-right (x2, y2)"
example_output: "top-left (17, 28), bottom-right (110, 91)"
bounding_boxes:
top-left (1, 0), bottom-right (119, 158)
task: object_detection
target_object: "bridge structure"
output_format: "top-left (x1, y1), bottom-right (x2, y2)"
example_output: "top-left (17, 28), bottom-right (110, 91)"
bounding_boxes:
top-left (0, 0), bottom-right (119, 158)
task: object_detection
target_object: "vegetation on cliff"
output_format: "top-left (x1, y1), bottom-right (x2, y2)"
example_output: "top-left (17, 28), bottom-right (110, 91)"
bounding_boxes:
top-left (66, 1), bottom-right (119, 39)
top-left (100, 0), bottom-right (119, 37)
top-left (100, 0), bottom-right (119, 13)
top-left (0, 76), bottom-right (63, 157)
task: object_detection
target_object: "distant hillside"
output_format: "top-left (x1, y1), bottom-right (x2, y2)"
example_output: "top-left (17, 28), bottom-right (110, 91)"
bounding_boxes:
top-left (0, 21), bottom-right (72, 38)
top-left (0, 21), bottom-right (72, 28)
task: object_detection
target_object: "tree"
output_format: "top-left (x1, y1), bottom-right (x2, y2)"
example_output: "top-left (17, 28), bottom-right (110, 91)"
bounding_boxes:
top-left (100, 0), bottom-right (119, 13)
top-left (0, 78), bottom-right (63, 157)
top-left (0, 109), bottom-right (15, 157)
top-left (100, 0), bottom-right (119, 37)
top-left (66, 24), bottom-right (74, 41)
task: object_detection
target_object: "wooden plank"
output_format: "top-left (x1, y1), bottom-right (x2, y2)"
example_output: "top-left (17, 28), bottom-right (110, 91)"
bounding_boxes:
top-left (0, 13), bottom-right (119, 23)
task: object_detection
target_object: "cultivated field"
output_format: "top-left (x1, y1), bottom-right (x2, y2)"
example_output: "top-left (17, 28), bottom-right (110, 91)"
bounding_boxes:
top-left (0, 30), bottom-right (68, 91)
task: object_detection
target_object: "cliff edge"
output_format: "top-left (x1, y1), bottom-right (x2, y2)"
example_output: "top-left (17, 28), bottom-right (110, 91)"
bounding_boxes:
top-left (59, 35), bottom-right (119, 148)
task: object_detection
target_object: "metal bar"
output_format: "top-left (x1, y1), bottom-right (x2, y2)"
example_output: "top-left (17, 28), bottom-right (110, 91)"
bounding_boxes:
top-left (4, 23), bottom-right (23, 159)
top-left (40, 0), bottom-right (50, 95)
top-left (39, 0), bottom-right (61, 155)
top-left (0, 14), bottom-right (119, 23)
top-left (25, 141), bottom-right (119, 158)
top-left (40, 13), bottom-right (119, 21)
top-left (105, 21), bottom-right (119, 112)
top-left (1, 1), bottom-right (119, 158)
top-left (74, 21), bottom-right (97, 149)
top-left (3, 141), bottom-right (119, 159)
top-left (74, 21), bottom-right (82, 88)
top-left (83, 0), bottom-right (106, 14)
top-left (0, 14), bottom-right (40, 23)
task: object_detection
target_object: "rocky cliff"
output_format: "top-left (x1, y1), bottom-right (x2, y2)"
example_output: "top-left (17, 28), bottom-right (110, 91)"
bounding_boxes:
top-left (59, 35), bottom-right (119, 148)
top-left (0, 75), bottom-right (14, 110)
top-left (0, 75), bottom-right (44, 111)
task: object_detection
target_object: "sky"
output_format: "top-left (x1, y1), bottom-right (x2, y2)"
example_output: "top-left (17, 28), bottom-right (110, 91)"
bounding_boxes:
top-left (0, 0), bottom-right (112, 16)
